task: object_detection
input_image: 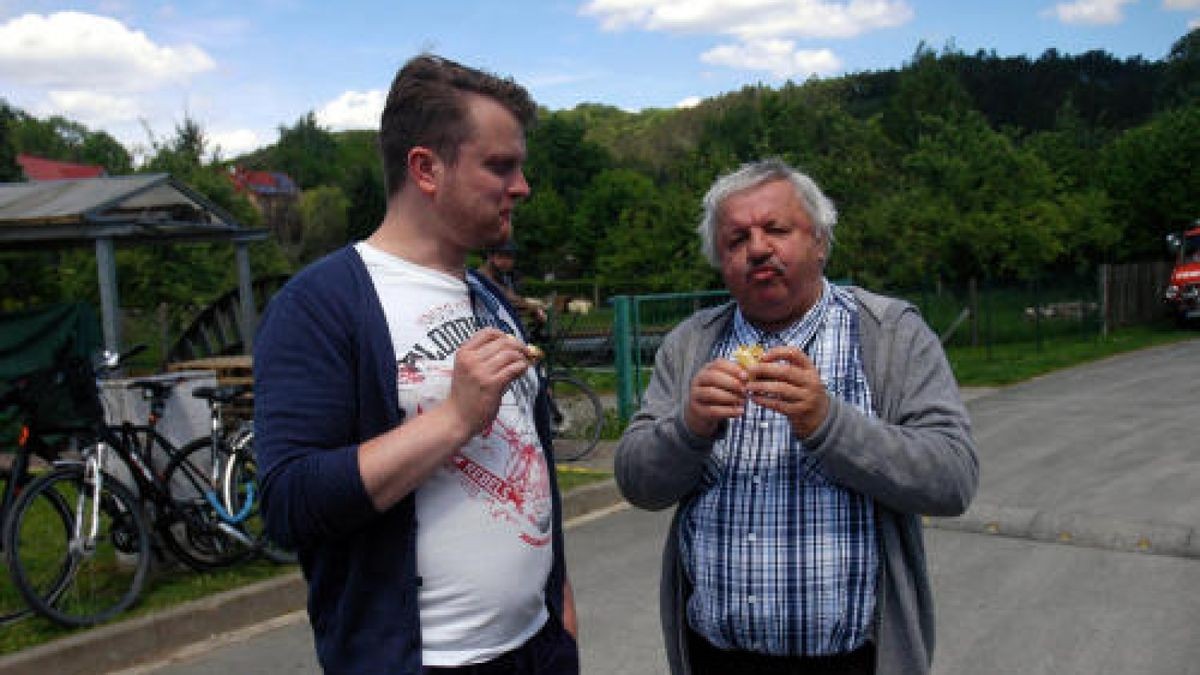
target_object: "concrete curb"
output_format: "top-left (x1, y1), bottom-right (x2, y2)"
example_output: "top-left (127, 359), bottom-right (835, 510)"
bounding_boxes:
top-left (926, 502), bottom-right (1200, 559)
top-left (0, 479), bottom-right (629, 675)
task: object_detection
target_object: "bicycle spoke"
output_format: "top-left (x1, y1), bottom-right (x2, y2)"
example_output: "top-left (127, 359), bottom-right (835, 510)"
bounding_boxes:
top-left (547, 374), bottom-right (604, 462)
top-left (8, 467), bottom-right (150, 627)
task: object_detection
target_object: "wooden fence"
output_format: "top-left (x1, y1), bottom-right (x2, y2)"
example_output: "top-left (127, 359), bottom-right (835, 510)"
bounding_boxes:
top-left (1100, 260), bottom-right (1172, 332)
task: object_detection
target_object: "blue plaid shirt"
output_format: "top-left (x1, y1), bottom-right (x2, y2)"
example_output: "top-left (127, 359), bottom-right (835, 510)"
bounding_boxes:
top-left (679, 280), bottom-right (879, 656)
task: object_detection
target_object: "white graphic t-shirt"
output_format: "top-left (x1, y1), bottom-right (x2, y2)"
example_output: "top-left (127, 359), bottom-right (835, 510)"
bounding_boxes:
top-left (356, 243), bottom-right (552, 666)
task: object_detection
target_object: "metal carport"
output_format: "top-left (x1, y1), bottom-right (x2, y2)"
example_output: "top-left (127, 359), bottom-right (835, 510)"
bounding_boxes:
top-left (0, 173), bottom-right (269, 354)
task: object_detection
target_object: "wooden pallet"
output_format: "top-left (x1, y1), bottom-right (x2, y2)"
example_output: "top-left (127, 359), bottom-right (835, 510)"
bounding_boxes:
top-left (167, 355), bottom-right (254, 420)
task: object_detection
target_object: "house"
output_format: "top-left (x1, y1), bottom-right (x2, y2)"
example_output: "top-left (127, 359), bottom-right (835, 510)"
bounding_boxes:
top-left (16, 153), bottom-right (107, 181)
top-left (227, 166), bottom-right (300, 244)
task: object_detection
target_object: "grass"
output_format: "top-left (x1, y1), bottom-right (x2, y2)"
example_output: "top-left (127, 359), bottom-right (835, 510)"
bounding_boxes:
top-left (946, 323), bottom-right (1198, 386)
top-left (0, 465), bottom-right (612, 656)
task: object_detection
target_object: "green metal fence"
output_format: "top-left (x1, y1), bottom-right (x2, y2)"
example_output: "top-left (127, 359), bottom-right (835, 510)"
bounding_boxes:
top-left (610, 290), bottom-right (730, 422)
top-left (608, 275), bottom-right (1121, 422)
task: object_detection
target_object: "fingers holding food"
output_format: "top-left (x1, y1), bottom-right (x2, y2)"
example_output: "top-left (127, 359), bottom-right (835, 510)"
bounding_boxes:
top-left (732, 344), bottom-right (765, 370)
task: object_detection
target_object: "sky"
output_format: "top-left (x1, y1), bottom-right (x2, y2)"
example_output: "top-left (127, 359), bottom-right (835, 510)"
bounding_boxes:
top-left (1, 0), bottom-right (1196, 163)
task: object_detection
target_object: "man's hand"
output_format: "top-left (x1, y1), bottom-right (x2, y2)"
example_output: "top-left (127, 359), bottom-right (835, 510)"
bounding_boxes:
top-left (445, 328), bottom-right (531, 437)
top-left (745, 346), bottom-right (829, 438)
top-left (684, 359), bottom-right (748, 438)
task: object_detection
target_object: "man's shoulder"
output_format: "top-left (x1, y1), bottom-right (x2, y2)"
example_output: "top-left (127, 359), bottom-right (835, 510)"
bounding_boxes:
top-left (278, 246), bottom-right (366, 299)
top-left (843, 285), bottom-right (913, 325)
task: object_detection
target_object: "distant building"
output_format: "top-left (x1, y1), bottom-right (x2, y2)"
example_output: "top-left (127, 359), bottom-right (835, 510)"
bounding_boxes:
top-left (17, 153), bottom-right (107, 181)
top-left (227, 166), bottom-right (300, 245)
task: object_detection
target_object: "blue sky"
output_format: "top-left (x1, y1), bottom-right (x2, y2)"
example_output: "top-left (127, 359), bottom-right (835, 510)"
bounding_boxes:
top-left (1, 1), bottom-right (1195, 162)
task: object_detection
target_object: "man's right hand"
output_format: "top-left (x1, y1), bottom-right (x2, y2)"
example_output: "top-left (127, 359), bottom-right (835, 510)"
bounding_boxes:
top-left (684, 359), bottom-right (749, 439)
top-left (445, 328), bottom-right (531, 438)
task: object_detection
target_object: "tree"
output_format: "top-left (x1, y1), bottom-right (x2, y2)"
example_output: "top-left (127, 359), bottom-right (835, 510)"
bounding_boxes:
top-left (271, 112), bottom-right (340, 189)
top-left (1159, 28), bottom-right (1200, 110)
top-left (898, 111), bottom-right (1081, 283)
top-left (7, 109), bottom-right (133, 174)
top-left (881, 43), bottom-right (975, 148)
top-left (0, 101), bottom-right (21, 181)
top-left (297, 185), bottom-right (350, 264)
top-left (345, 165), bottom-right (386, 242)
top-left (1101, 104), bottom-right (1200, 259)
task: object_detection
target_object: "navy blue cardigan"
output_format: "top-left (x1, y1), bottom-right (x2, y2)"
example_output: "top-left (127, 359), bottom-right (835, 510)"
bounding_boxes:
top-left (254, 245), bottom-right (567, 674)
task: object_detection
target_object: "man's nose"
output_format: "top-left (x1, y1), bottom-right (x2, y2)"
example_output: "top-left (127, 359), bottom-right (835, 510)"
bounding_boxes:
top-left (746, 228), bottom-right (771, 259)
top-left (511, 170), bottom-right (531, 199)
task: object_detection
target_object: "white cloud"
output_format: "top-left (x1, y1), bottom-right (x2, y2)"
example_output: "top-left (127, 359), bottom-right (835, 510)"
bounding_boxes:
top-left (676, 95), bottom-right (703, 108)
top-left (209, 129), bottom-right (266, 158)
top-left (0, 11), bottom-right (215, 91)
top-left (316, 89), bottom-right (385, 131)
top-left (1192, 17), bottom-right (1200, 27)
top-left (1163, 0), bottom-right (1200, 9)
top-left (44, 90), bottom-right (141, 126)
top-left (1046, 0), bottom-right (1135, 25)
top-left (701, 40), bottom-right (841, 78)
top-left (581, 0), bottom-right (913, 40)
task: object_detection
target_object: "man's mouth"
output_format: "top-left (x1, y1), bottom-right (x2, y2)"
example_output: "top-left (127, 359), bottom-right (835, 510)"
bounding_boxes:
top-left (749, 264), bottom-right (782, 283)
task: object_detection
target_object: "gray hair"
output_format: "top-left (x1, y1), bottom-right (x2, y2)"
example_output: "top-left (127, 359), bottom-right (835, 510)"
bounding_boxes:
top-left (696, 158), bottom-right (837, 268)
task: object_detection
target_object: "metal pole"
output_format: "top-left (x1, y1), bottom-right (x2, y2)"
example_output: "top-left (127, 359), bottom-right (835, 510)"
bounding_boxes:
top-left (95, 236), bottom-right (121, 354)
top-left (611, 295), bottom-right (635, 423)
top-left (235, 241), bottom-right (257, 353)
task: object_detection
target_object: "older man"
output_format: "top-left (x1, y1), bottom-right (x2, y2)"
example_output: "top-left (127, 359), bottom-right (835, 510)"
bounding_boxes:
top-left (615, 158), bottom-right (978, 675)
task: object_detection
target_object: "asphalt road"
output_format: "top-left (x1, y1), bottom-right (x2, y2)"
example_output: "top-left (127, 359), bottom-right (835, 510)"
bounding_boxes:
top-left (112, 338), bottom-right (1200, 674)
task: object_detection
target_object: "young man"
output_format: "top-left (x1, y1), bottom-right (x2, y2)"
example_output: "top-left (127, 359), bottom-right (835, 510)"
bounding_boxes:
top-left (254, 54), bottom-right (577, 674)
top-left (615, 158), bottom-right (979, 675)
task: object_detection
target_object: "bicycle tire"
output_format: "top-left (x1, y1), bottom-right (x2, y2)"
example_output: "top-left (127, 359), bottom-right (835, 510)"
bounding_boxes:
top-left (221, 431), bottom-right (297, 565)
top-left (161, 438), bottom-right (254, 570)
top-left (6, 463), bottom-right (151, 627)
top-left (546, 373), bottom-right (604, 462)
top-left (1, 466), bottom-right (74, 626)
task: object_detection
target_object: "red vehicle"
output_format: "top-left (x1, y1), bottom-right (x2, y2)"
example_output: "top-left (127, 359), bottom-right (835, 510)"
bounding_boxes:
top-left (1164, 223), bottom-right (1200, 326)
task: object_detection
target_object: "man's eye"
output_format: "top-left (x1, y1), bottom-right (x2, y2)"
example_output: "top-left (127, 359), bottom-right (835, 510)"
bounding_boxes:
top-left (489, 160), bottom-right (518, 175)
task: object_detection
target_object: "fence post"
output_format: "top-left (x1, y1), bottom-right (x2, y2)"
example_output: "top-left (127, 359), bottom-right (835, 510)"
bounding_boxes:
top-left (1098, 263), bottom-right (1109, 338)
top-left (611, 295), bottom-right (637, 423)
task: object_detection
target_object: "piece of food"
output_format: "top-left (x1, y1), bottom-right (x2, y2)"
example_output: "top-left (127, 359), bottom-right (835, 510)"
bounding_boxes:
top-left (731, 344), bottom-right (765, 369)
top-left (525, 344), bottom-right (545, 363)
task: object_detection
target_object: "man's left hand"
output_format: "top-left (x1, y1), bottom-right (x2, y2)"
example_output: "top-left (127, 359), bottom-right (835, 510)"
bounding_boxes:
top-left (745, 346), bottom-right (829, 438)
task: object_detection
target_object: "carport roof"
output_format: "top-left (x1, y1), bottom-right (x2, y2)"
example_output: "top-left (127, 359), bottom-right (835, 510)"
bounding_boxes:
top-left (0, 173), bottom-right (267, 249)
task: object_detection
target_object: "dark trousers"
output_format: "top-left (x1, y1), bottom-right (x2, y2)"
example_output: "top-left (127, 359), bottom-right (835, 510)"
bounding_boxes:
top-left (688, 627), bottom-right (875, 675)
top-left (422, 615), bottom-right (579, 675)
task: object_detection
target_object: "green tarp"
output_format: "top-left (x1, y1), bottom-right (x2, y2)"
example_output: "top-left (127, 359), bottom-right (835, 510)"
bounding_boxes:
top-left (0, 303), bottom-right (101, 380)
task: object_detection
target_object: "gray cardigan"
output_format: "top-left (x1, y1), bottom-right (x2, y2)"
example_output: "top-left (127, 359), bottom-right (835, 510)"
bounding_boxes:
top-left (614, 286), bottom-right (979, 675)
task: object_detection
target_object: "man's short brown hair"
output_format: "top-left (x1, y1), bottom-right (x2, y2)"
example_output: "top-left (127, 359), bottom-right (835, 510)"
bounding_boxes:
top-left (379, 54), bottom-right (537, 197)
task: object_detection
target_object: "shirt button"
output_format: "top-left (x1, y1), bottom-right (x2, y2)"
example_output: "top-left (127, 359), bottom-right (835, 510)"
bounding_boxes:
top-left (751, 475), bottom-right (761, 484)
top-left (760, 422), bottom-right (770, 430)
top-left (747, 532), bottom-right (757, 542)
top-left (747, 595), bottom-right (757, 604)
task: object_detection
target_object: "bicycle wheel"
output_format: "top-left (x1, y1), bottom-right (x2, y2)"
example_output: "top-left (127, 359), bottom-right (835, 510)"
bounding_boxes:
top-left (546, 373), bottom-right (604, 462)
top-left (160, 438), bottom-right (254, 570)
top-left (1, 465), bottom-right (73, 626)
top-left (6, 464), bottom-right (151, 627)
top-left (221, 431), bottom-right (296, 565)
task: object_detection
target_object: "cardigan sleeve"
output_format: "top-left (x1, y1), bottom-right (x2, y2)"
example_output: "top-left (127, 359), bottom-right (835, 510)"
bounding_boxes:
top-left (254, 272), bottom-right (380, 551)
top-left (806, 305), bottom-right (979, 517)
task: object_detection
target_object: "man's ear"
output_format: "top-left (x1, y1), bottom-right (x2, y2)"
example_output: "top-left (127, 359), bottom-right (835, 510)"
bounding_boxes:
top-left (407, 147), bottom-right (440, 196)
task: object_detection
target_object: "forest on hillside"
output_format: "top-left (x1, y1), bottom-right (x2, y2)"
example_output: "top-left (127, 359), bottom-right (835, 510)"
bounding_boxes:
top-left (2, 30), bottom-right (1198, 316)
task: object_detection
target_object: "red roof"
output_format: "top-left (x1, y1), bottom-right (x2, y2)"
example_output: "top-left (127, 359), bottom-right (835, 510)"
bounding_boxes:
top-left (228, 166), bottom-right (298, 196)
top-left (16, 153), bottom-right (107, 181)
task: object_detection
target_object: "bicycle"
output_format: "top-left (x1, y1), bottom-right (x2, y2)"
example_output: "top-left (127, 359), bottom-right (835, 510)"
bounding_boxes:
top-left (0, 363), bottom-right (82, 626)
top-left (166, 384), bottom-right (295, 565)
top-left (535, 304), bottom-right (605, 463)
top-left (3, 348), bottom-right (262, 627)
